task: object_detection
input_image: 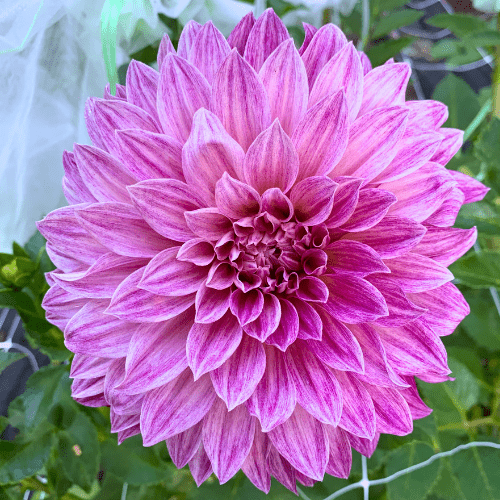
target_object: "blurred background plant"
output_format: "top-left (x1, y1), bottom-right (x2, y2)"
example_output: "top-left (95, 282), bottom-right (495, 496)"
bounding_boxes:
top-left (1, 0), bottom-right (500, 499)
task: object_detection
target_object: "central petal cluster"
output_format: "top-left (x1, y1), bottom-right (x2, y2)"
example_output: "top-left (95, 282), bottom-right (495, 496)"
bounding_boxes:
top-left (38, 8), bottom-right (489, 495)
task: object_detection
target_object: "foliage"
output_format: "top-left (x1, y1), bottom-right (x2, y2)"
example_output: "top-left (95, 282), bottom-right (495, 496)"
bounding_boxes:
top-left (1, 3), bottom-right (500, 500)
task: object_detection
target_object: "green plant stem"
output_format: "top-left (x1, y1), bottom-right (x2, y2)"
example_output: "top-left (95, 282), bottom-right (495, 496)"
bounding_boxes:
top-left (357, 0), bottom-right (370, 51)
top-left (463, 98), bottom-right (492, 143)
top-left (438, 417), bottom-right (500, 432)
top-left (493, 12), bottom-right (500, 118)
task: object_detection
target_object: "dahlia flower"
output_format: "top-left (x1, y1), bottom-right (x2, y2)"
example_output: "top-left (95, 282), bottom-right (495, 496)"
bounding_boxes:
top-left (38, 9), bottom-right (489, 493)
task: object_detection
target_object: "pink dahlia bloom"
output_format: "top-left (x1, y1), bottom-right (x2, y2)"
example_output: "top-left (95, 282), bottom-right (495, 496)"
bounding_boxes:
top-left (38, 9), bottom-right (489, 493)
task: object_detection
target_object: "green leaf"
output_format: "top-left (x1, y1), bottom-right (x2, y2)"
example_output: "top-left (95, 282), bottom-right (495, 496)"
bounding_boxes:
top-left (8, 365), bottom-right (71, 435)
top-left (432, 74), bottom-right (480, 130)
top-left (372, 10), bottom-right (424, 38)
top-left (426, 13), bottom-right (489, 38)
top-left (0, 289), bottom-right (37, 316)
top-left (12, 243), bottom-right (30, 259)
top-left (461, 289), bottom-right (500, 351)
top-left (448, 445), bottom-right (500, 499)
top-left (57, 412), bottom-right (100, 492)
top-left (366, 38), bottom-right (414, 67)
top-left (24, 231), bottom-right (46, 262)
top-left (100, 436), bottom-right (174, 486)
top-left (0, 431), bottom-right (54, 485)
top-left (431, 38), bottom-right (461, 59)
top-left (450, 250), bottom-right (500, 289)
top-left (455, 201), bottom-right (500, 235)
top-left (475, 117), bottom-right (500, 166)
top-left (23, 319), bottom-right (69, 362)
top-left (447, 357), bottom-right (481, 411)
top-left (0, 256), bottom-right (38, 289)
top-left (0, 352), bottom-right (25, 374)
top-left (385, 442), bottom-right (441, 500)
top-left (467, 30), bottom-right (500, 47)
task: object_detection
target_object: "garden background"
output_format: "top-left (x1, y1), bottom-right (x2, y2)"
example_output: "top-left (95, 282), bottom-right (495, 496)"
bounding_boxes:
top-left (1, 0), bottom-right (500, 499)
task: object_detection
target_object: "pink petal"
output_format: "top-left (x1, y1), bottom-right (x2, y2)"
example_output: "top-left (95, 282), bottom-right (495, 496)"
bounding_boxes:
top-left (215, 172), bottom-right (261, 219)
top-left (340, 188), bottom-right (396, 231)
top-left (139, 247), bottom-right (207, 296)
top-left (177, 239), bottom-right (215, 266)
top-left (106, 267), bottom-right (195, 322)
top-left (289, 298), bottom-right (322, 341)
top-left (358, 50), bottom-right (372, 75)
top-left (210, 335), bottom-right (266, 410)
top-left (70, 353), bottom-right (113, 379)
top-left (242, 427), bottom-right (271, 493)
top-left (261, 188), bottom-right (294, 221)
top-left (227, 12), bottom-right (255, 55)
top-left (93, 99), bottom-right (159, 155)
top-left (182, 108), bottom-right (245, 206)
top-left (424, 186), bottom-right (464, 227)
top-left (323, 274), bottom-right (388, 323)
top-left (325, 425), bottom-right (352, 479)
top-left (244, 8), bottom-right (290, 71)
top-left (72, 377), bottom-right (105, 398)
top-left (203, 399), bottom-right (256, 483)
top-left (430, 128), bottom-right (463, 165)
top-left (247, 346), bottom-right (296, 431)
top-left (84, 98), bottom-right (107, 151)
top-left (358, 63), bottom-right (411, 116)
top-left (384, 162), bottom-right (456, 222)
top-left (73, 144), bottom-right (136, 203)
top-left (373, 319), bottom-right (450, 376)
top-left (195, 283), bottom-right (231, 324)
top-left (332, 106), bottom-right (409, 183)
top-left (75, 202), bottom-right (170, 258)
top-left (244, 293), bottom-right (281, 341)
top-left (326, 240), bottom-right (389, 276)
top-left (349, 323), bottom-right (410, 388)
top-left (406, 99), bottom-right (448, 130)
top-left (367, 275), bottom-right (426, 327)
top-left (399, 376), bottom-right (432, 419)
top-left (104, 83), bottom-right (127, 100)
top-left (189, 444), bottom-right (213, 486)
top-left (265, 298), bottom-right (299, 351)
top-left (450, 170), bottom-right (489, 204)
top-left (259, 39), bottom-right (308, 136)
top-left (344, 215), bottom-right (426, 259)
top-left (157, 54), bottom-right (210, 142)
top-left (412, 226), bottom-right (477, 266)
top-left (292, 90), bottom-right (349, 181)
top-left (110, 410), bottom-right (140, 433)
top-left (116, 310), bottom-right (192, 395)
top-left (37, 205), bottom-right (108, 265)
top-left (128, 179), bottom-right (205, 242)
top-left (333, 370), bottom-right (376, 439)
top-left (51, 253), bottom-right (147, 298)
top-left (65, 301), bottom-right (136, 358)
top-left (229, 288), bottom-right (264, 326)
top-left (324, 177), bottom-right (363, 228)
top-left (268, 404), bottom-right (329, 481)
top-left (141, 369), bottom-right (215, 445)
top-left (347, 432), bottom-right (379, 458)
top-left (296, 276), bottom-right (329, 303)
top-left (364, 384), bottom-right (413, 436)
top-left (211, 49), bottom-right (271, 151)
top-left (286, 344), bottom-right (342, 425)
top-left (187, 311), bottom-right (243, 379)
top-left (188, 21), bottom-right (230, 84)
top-left (62, 150), bottom-right (97, 204)
top-left (177, 20), bottom-right (202, 59)
top-left (42, 285), bottom-right (88, 330)
top-left (185, 208), bottom-right (233, 241)
top-left (290, 176), bottom-right (338, 225)
top-left (310, 41), bottom-right (363, 122)
top-left (408, 282), bottom-right (470, 337)
top-left (268, 447), bottom-right (297, 493)
top-left (166, 422), bottom-right (202, 468)
top-left (157, 33), bottom-right (175, 68)
top-left (205, 261), bottom-right (237, 290)
top-left (301, 23), bottom-right (347, 88)
top-left (374, 130), bottom-right (444, 184)
top-left (243, 119), bottom-right (299, 194)
top-left (384, 253), bottom-right (453, 293)
top-left (125, 60), bottom-right (159, 123)
top-left (115, 129), bottom-right (184, 182)
top-left (307, 305), bottom-right (364, 373)
top-left (299, 23), bottom-right (318, 56)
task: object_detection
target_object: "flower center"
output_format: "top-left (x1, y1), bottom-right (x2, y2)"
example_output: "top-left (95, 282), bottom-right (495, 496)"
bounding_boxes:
top-left (214, 212), bottom-right (329, 295)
